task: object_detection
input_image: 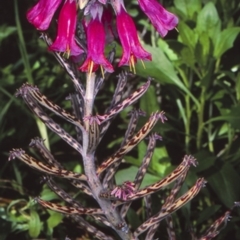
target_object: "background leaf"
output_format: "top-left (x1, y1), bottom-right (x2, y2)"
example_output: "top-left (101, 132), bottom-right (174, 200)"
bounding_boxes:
top-left (196, 2), bottom-right (221, 39)
top-left (207, 163), bottom-right (240, 207)
top-left (28, 210), bottom-right (41, 238)
top-left (173, 0), bottom-right (201, 19)
top-left (136, 44), bottom-right (200, 107)
top-left (213, 27), bottom-right (240, 58)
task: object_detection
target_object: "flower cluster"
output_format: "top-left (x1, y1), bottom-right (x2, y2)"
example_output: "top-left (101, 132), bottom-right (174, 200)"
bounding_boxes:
top-left (27, 0), bottom-right (178, 72)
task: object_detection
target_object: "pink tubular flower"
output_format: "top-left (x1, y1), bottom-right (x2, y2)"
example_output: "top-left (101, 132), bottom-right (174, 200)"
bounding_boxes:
top-left (79, 18), bottom-right (114, 73)
top-left (26, 0), bottom-right (62, 30)
top-left (116, 7), bottom-right (152, 71)
top-left (98, 0), bottom-right (107, 4)
top-left (138, 0), bottom-right (178, 37)
top-left (49, 0), bottom-right (83, 57)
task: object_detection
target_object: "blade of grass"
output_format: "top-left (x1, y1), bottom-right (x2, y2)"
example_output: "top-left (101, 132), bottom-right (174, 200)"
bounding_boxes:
top-left (14, 0), bottom-right (50, 149)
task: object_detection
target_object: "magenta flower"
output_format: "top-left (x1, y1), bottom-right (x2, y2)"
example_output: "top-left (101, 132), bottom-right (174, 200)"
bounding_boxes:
top-left (79, 18), bottom-right (114, 73)
top-left (138, 0), bottom-right (178, 37)
top-left (49, 0), bottom-right (83, 57)
top-left (98, 0), bottom-right (107, 4)
top-left (116, 7), bottom-right (151, 71)
top-left (26, 0), bottom-right (62, 30)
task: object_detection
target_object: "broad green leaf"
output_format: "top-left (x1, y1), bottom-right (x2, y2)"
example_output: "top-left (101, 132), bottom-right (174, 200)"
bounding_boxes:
top-left (150, 147), bottom-right (171, 176)
top-left (195, 32), bottom-right (211, 67)
top-left (213, 27), bottom-right (240, 59)
top-left (115, 166), bottom-right (160, 188)
top-left (40, 186), bottom-right (58, 201)
top-left (157, 39), bottom-right (178, 61)
top-left (47, 211), bottom-right (63, 229)
top-left (140, 85), bottom-right (159, 115)
top-left (207, 163), bottom-right (240, 207)
top-left (28, 210), bottom-right (41, 238)
top-left (136, 45), bottom-right (199, 108)
top-left (178, 21), bottom-right (198, 52)
top-left (115, 166), bottom-right (139, 184)
top-left (196, 2), bottom-right (221, 40)
top-left (174, 0), bottom-right (201, 19)
top-left (136, 45), bottom-right (179, 85)
top-left (180, 46), bottom-right (195, 67)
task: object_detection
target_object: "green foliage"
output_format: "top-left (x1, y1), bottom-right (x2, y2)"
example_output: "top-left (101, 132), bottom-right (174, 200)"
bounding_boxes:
top-left (214, 27), bottom-right (240, 58)
top-left (128, 0), bottom-right (240, 238)
top-left (0, 1), bottom-right (79, 239)
top-left (208, 163), bottom-right (240, 207)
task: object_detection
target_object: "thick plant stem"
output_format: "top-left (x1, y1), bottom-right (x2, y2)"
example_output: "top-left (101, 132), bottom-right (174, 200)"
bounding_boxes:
top-left (82, 73), bottom-right (132, 239)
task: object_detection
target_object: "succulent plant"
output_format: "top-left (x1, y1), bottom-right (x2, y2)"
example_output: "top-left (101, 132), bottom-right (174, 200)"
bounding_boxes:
top-left (8, 0), bottom-right (239, 239)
